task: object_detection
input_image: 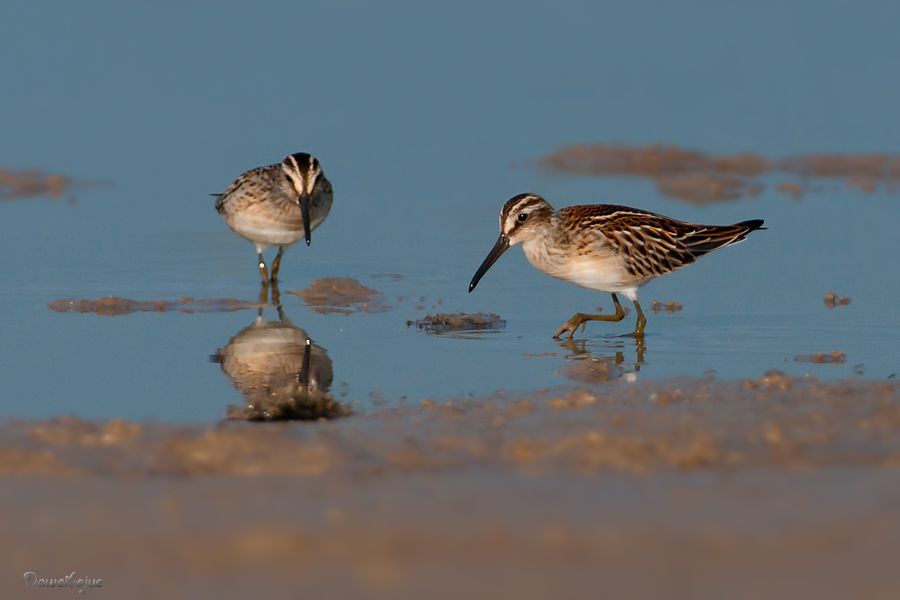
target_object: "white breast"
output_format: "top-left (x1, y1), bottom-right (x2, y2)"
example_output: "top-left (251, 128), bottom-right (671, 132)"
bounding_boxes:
top-left (521, 238), bottom-right (640, 296)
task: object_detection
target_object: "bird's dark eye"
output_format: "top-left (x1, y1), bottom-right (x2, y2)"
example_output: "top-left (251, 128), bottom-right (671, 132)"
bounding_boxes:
top-left (517, 213), bottom-right (528, 223)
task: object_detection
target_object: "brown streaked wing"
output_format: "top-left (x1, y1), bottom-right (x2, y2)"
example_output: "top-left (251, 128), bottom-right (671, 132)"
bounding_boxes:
top-left (600, 214), bottom-right (695, 278)
top-left (220, 166), bottom-right (270, 199)
top-left (564, 206), bottom-right (757, 279)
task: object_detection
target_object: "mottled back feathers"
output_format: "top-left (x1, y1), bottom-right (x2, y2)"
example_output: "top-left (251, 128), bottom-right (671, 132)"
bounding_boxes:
top-left (558, 204), bottom-right (765, 279)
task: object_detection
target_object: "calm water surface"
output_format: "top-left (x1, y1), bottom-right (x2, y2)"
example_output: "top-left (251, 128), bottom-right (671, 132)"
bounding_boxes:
top-left (1, 1), bottom-right (899, 420)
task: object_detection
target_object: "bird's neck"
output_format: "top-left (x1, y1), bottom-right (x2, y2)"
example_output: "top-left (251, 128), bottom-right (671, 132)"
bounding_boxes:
top-left (520, 216), bottom-right (569, 276)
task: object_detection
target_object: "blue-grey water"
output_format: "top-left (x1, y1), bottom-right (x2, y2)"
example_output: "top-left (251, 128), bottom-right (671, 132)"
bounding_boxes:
top-left (2, 1), bottom-right (898, 421)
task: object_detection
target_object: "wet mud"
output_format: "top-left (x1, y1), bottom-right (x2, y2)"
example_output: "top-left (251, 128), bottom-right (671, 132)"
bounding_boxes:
top-left (794, 351), bottom-right (847, 364)
top-left (824, 291), bottom-right (851, 308)
top-left (288, 278), bottom-right (388, 315)
top-left (539, 144), bottom-right (900, 202)
top-left (415, 312), bottom-right (506, 334)
top-left (0, 166), bottom-right (94, 200)
top-left (1, 374), bottom-right (896, 475)
top-left (650, 300), bottom-right (684, 314)
top-left (3, 376), bottom-right (900, 597)
top-left (48, 296), bottom-right (260, 316)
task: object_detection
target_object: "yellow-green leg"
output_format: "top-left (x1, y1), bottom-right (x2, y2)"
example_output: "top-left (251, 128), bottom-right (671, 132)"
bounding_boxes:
top-left (270, 246), bottom-right (285, 283)
top-left (553, 293), bottom-right (627, 339)
top-left (630, 299), bottom-right (647, 339)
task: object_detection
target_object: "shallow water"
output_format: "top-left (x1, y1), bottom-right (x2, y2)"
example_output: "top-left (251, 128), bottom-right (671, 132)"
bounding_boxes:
top-left (2, 1), bottom-right (900, 421)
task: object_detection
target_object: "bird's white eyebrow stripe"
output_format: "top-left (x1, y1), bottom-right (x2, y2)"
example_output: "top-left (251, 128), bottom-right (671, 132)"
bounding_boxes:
top-left (500, 194), bottom-right (541, 223)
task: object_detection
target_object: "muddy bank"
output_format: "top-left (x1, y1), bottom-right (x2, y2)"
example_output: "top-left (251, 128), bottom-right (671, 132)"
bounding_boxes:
top-left (3, 375), bottom-right (900, 598)
top-left (538, 144), bottom-right (900, 202)
top-left (49, 296), bottom-right (260, 316)
top-left (4, 374), bottom-right (899, 476)
top-left (288, 278), bottom-right (388, 314)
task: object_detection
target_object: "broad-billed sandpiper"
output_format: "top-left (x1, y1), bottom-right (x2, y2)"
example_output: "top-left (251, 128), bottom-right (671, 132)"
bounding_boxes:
top-left (469, 193), bottom-right (765, 339)
top-left (213, 152), bottom-right (333, 283)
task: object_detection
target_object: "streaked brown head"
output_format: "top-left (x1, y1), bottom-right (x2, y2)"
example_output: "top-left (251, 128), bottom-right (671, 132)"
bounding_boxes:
top-left (498, 193), bottom-right (554, 245)
top-left (281, 152), bottom-right (330, 245)
top-left (469, 193), bottom-right (554, 292)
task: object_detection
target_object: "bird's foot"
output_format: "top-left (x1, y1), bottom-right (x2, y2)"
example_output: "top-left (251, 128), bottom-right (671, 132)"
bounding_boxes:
top-left (553, 313), bottom-right (589, 340)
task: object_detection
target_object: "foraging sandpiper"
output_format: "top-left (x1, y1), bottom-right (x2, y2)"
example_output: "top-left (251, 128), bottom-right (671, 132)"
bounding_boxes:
top-left (468, 193), bottom-right (764, 339)
top-left (213, 152), bottom-right (333, 283)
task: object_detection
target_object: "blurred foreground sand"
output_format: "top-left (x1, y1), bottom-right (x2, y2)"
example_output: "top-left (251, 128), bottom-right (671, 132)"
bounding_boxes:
top-left (4, 373), bottom-right (900, 599)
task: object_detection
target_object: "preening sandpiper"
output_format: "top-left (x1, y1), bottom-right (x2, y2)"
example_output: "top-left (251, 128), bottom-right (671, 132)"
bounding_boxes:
top-left (468, 193), bottom-right (765, 339)
top-left (213, 152), bottom-right (333, 284)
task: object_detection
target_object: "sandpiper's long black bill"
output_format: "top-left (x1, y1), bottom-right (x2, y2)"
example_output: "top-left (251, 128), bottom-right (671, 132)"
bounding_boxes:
top-left (299, 193), bottom-right (312, 245)
top-left (468, 234), bottom-right (510, 292)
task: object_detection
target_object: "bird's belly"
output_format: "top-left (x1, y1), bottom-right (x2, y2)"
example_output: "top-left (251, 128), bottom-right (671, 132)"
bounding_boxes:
top-left (229, 211), bottom-right (304, 246)
top-left (551, 257), bottom-right (633, 292)
top-left (522, 240), bottom-right (634, 292)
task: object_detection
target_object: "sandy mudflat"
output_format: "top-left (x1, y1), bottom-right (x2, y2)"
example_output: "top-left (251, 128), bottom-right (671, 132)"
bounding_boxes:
top-left (538, 144), bottom-right (900, 202)
top-left (4, 374), bottom-right (900, 599)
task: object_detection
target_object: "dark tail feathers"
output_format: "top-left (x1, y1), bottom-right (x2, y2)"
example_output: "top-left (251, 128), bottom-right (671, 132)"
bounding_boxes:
top-left (736, 219), bottom-right (766, 231)
top-left (683, 218), bottom-right (766, 255)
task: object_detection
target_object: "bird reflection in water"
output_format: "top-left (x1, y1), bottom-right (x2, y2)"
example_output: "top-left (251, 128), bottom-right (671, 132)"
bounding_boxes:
top-left (211, 284), bottom-right (349, 420)
top-left (556, 337), bottom-right (645, 383)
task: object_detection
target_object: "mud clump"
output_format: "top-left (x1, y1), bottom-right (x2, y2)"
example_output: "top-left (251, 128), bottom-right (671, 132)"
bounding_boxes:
top-left (416, 312), bottom-right (506, 334)
top-left (824, 291), bottom-right (851, 308)
top-left (539, 144), bottom-right (900, 202)
top-left (0, 167), bottom-right (77, 200)
top-left (794, 351), bottom-right (847, 364)
top-left (289, 278), bottom-right (388, 315)
top-left (49, 296), bottom-right (260, 316)
top-left (650, 300), bottom-right (684, 314)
